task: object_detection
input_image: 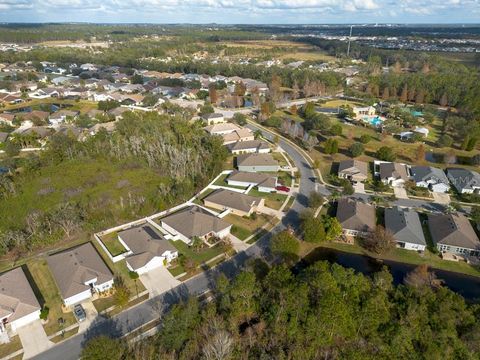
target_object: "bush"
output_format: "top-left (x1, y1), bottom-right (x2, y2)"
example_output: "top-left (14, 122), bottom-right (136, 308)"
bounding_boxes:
top-left (437, 134), bottom-right (453, 148)
top-left (330, 124), bottom-right (342, 136)
top-left (324, 138), bottom-right (339, 155)
top-left (349, 142), bottom-right (364, 157)
top-left (40, 306), bottom-right (49, 320)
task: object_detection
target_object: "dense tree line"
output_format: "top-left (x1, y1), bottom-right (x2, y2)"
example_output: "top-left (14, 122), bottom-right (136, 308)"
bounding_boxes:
top-left (82, 261), bottom-right (480, 359)
top-left (0, 111), bottom-right (227, 256)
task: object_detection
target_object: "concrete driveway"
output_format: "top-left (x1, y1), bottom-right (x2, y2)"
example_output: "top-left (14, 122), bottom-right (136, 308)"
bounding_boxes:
top-left (354, 182), bottom-right (365, 194)
top-left (78, 300), bottom-right (98, 333)
top-left (393, 187), bottom-right (409, 199)
top-left (432, 192), bottom-right (451, 205)
top-left (17, 320), bottom-right (52, 359)
top-left (140, 266), bottom-right (181, 296)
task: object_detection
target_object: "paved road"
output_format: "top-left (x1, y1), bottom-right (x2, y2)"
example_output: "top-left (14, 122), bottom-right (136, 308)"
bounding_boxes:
top-left (32, 123), bottom-right (317, 360)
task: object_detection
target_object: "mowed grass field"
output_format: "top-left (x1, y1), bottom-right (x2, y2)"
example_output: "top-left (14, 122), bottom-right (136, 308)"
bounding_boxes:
top-left (220, 40), bottom-right (337, 62)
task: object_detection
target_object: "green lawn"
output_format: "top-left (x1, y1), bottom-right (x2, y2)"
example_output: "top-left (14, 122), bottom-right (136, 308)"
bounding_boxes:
top-left (0, 335), bottom-right (22, 358)
top-left (247, 188), bottom-right (287, 210)
top-left (170, 240), bottom-right (226, 264)
top-left (27, 259), bottom-right (77, 336)
top-left (50, 326), bottom-right (79, 343)
top-left (99, 232), bottom-right (127, 257)
top-left (247, 229), bottom-right (269, 244)
top-left (224, 213), bottom-right (275, 240)
top-left (271, 152), bottom-right (288, 167)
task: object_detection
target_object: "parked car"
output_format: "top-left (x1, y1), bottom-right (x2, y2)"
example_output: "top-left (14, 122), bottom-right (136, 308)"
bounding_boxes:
top-left (276, 185), bottom-right (290, 192)
top-left (73, 304), bottom-right (86, 322)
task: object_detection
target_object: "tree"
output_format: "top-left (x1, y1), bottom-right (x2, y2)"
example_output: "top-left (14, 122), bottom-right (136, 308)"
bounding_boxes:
top-left (97, 100), bottom-right (120, 111)
top-left (308, 191), bottom-right (324, 208)
top-left (362, 226), bottom-right (395, 254)
top-left (466, 137), bottom-right (477, 151)
top-left (113, 276), bottom-right (131, 308)
top-left (322, 215), bottom-right (343, 241)
top-left (359, 134), bottom-right (371, 144)
top-left (349, 142), bottom-right (364, 157)
top-left (301, 214), bottom-right (326, 243)
top-left (233, 112), bottom-right (246, 126)
top-left (270, 230), bottom-right (299, 264)
top-left (437, 134), bottom-right (453, 148)
top-left (375, 146), bottom-right (396, 161)
top-left (4, 140), bottom-right (20, 157)
top-left (330, 123), bottom-right (342, 136)
top-left (269, 74), bottom-right (282, 104)
top-left (131, 74), bottom-right (143, 84)
top-left (208, 83), bottom-right (218, 104)
top-left (404, 264), bottom-right (441, 289)
top-left (199, 103), bottom-right (214, 116)
top-left (81, 336), bottom-right (124, 360)
top-left (324, 138), bottom-right (338, 155)
top-left (415, 144), bottom-right (426, 163)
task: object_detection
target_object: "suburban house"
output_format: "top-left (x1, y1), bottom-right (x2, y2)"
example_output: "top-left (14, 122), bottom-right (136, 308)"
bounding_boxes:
top-left (203, 113), bottom-right (225, 125)
top-left (236, 153), bottom-right (280, 172)
top-left (18, 111), bottom-right (50, 124)
top-left (337, 159), bottom-right (368, 183)
top-left (385, 207), bottom-right (426, 251)
top-left (203, 189), bottom-right (264, 217)
top-left (0, 267), bottom-right (41, 333)
top-left (227, 171), bottom-right (277, 192)
top-left (49, 110), bottom-right (79, 126)
top-left (428, 212), bottom-right (480, 256)
top-left (410, 166), bottom-right (450, 193)
top-left (161, 206), bottom-right (232, 244)
top-left (47, 243), bottom-right (114, 306)
top-left (227, 140), bottom-right (270, 155)
top-left (117, 224), bottom-right (178, 275)
top-left (336, 198), bottom-right (376, 237)
top-left (204, 123), bottom-right (255, 145)
top-left (375, 161), bottom-right (410, 187)
top-left (0, 113), bottom-right (15, 126)
top-left (352, 106), bottom-right (375, 120)
top-left (446, 168), bottom-right (480, 194)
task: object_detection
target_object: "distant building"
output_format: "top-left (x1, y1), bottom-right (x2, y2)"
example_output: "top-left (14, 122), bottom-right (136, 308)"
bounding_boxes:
top-left (203, 113), bottom-right (225, 125)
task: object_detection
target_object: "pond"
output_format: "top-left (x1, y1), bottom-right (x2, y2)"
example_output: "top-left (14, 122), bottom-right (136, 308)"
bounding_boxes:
top-left (296, 247), bottom-right (480, 302)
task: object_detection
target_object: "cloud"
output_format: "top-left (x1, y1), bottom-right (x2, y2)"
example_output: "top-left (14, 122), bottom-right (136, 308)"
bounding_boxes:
top-left (0, 0), bottom-right (477, 22)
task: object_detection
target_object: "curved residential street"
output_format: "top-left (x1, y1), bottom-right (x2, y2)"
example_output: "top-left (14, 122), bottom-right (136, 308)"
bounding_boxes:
top-left (32, 123), bottom-right (317, 360)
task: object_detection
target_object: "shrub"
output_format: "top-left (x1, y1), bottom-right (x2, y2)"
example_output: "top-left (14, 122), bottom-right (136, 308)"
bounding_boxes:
top-left (349, 142), bottom-right (364, 157)
top-left (40, 306), bottom-right (49, 320)
top-left (359, 134), bottom-right (371, 144)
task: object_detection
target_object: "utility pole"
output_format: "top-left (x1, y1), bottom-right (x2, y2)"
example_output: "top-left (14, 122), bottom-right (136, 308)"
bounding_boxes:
top-left (347, 25), bottom-right (353, 58)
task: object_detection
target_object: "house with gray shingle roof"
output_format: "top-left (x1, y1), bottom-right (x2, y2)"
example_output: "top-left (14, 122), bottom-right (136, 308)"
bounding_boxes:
top-left (160, 206), bottom-right (232, 244)
top-left (375, 161), bottom-right (410, 187)
top-left (410, 166), bottom-right (450, 193)
top-left (428, 212), bottom-right (480, 256)
top-left (226, 171), bottom-right (277, 193)
top-left (203, 189), bottom-right (264, 217)
top-left (446, 168), bottom-right (480, 194)
top-left (338, 159), bottom-right (368, 183)
top-left (227, 140), bottom-right (271, 155)
top-left (385, 207), bottom-right (426, 251)
top-left (336, 198), bottom-right (376, 237)
top-left (118, 224), bottom-right (178, 275)
top-left (0, 267), bottom-right (41, 333)
top-left (236, 153), bottom-right (280, 173)
top-left (47, 243), bottom-right (114, 306)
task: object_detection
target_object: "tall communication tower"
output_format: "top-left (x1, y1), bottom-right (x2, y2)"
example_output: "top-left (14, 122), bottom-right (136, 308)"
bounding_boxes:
top-left (347, 25), bottom-right (353, 57)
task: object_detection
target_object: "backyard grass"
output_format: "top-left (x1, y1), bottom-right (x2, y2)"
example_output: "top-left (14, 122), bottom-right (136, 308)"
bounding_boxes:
top-left (224, 213), bottom-right (275, 241)
top-left (99, 232), bottom-right (127, 257)
top-left (49, 326), bottom-right (79, 343)
top-left (271, 152), bottom-right (288, 167)
top-left (248, 188), bottom-right (287, 210)
top-left (0, 335), bottom-right (22, 358)
top-left (91, 240), bottom-right (145, 295)
top-left (247, 229), bottom-right (269, 244)
top-left (27, 259), bottom-right (77, 336)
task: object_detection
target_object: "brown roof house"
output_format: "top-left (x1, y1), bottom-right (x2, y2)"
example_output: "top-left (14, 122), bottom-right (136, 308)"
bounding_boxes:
top-left (428, 213), bottom-right (480, 257)
top-left (47, 243), bottom-right (114, 306)
top-left (0, 267), bottom-right (41, 333)
top-left (203, 189), bottom-right (264, 217)
top-left (160, 206), bottom-right (232, 245)
top-left (117, 224), bottom-right (178, 275)
top-left (338, 159), bottom-right (368, 183)
top-left (336, 198), bottom-right (376, 237)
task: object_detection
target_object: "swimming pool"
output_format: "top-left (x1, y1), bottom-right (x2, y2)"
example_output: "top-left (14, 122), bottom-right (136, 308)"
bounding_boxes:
top-left (362, 115), bottom-right (383, 126)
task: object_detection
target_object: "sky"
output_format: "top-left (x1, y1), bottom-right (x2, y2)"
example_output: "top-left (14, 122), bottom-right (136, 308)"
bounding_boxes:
top-left (0, 0), bottom-right (479, 24)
